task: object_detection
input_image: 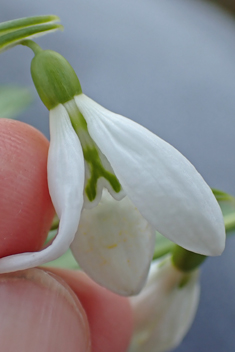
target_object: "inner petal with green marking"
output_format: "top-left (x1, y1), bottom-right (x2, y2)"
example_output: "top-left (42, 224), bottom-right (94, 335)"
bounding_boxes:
top-left (64, 99), bottom-right (123, 207)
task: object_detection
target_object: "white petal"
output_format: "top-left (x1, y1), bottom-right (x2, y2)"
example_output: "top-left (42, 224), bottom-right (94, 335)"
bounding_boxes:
top-left (70, 190), bottom-right (155, 296)
top-left (0, 104), bottom-right (84, 273)
top-left (74, 94), bottom-right (225, 256)
top-left (129, 257), bottom-right (200, 352)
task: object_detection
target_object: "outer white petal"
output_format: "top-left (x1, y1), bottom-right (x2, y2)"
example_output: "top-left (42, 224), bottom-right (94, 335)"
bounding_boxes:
top-left (70, 190), bottom-right (155, 296)
top-left (129, 257), bottom-right (200, 352)
top-left (0, 104), bottom-right (84, 273)
top-left (74, 94), bottom-right (225, 256)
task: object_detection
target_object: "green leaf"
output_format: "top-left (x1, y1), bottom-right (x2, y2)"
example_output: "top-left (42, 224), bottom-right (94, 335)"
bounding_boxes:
top-left (220, 201), bottom-right (235, 234)
top-left (0, 15), bottom-right (59, 35)
top-left (0, 15), bottom-right (63, 53)
top-left (212, 188), bottom-right (235, 234)
top-left (0, 86), bottom-right (33, 119)
top-left (212, 188), bottom-right (235, 202)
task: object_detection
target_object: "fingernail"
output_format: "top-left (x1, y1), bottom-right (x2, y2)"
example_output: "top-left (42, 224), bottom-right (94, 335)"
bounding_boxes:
top-left (0, 268), bottom-right (91, 352)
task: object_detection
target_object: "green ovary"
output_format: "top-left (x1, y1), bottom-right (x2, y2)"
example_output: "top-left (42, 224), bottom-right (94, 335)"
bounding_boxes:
top-left (83, 147), bottom-right (121, 201)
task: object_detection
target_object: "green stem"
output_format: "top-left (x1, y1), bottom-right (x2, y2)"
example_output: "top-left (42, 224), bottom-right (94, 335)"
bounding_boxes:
top-left (21, 39), bottom-right (42, 55)
top-left (153, 242), bottom-right (174, 260)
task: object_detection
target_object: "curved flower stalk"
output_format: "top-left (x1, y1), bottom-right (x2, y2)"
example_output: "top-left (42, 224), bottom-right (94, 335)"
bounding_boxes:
top-left (0, 45), bottom-right (225, 296)
top-left (128, 257), bottom-right (200, 352)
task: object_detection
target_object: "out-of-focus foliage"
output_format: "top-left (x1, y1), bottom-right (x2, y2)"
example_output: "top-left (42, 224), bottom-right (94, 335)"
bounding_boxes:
top-left (0, 86), bottom-right (32, 119)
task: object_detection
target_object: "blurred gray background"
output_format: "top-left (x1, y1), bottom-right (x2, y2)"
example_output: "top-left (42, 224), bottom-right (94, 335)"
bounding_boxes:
top-left (0, 0), bottom-right (235, 351)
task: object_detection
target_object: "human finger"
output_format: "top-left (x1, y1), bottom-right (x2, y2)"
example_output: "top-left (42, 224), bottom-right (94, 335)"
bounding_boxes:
top-left (0, 118), bottom-right (55, 257)
top-left (48, 268), bottom-right (133, 352)
top-left (0, 268), bottom-right (91, 352)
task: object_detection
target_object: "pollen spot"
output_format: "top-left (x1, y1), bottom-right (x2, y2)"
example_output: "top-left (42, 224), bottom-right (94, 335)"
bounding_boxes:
top-left (100, 259), bottom-right (108, 266)
top-left (107, 243), bottom-right (118, 249)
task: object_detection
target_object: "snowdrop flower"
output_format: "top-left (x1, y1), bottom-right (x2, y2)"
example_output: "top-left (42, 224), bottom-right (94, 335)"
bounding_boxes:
top-left (129, 256), bottom-right (200, 352)
top-left (0, 47), bottom-right (225, 295)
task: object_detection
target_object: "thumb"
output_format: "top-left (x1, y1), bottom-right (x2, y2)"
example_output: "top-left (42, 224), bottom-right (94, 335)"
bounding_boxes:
top-left (0, 268), bottom-right (91, 352)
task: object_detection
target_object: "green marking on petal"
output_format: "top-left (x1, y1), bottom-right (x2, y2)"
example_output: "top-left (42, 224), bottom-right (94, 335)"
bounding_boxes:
top-left (65, 100), bottom-right (121, 202)
top-left (83, 147), bottom-right (121, 201)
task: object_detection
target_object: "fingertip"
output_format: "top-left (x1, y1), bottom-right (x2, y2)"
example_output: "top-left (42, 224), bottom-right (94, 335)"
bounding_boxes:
top-left (0, 119), bottom-right (54, 257)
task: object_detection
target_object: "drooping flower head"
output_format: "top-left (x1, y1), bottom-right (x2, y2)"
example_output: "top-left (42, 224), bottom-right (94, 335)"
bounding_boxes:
top-left (0, 43), bottom-right (226, 295)
top-left (129, 256), bottom-right (200, 352)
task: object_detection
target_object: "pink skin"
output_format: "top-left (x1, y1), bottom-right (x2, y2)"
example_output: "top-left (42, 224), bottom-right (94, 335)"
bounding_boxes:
top-left (0, 119), bottom-right (133, 352)
top-left (47, 268), bottom-right (133, 352)
top-left (0, 119), bottom-right (55, 257)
